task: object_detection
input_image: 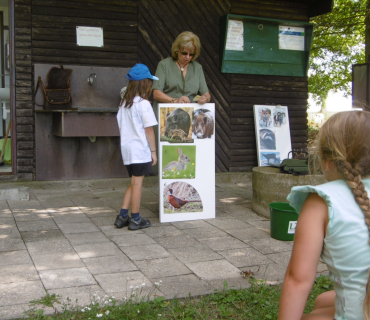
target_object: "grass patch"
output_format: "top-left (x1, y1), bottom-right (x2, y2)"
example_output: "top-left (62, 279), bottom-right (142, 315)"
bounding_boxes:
top-left (21, 276), bottom-right (333, 320)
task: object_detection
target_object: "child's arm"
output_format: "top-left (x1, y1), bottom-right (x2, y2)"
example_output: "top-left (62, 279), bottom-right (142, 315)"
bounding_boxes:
top-left (278, 193), bottom-right (328, 320)
top-left (145, 126), bottom-right (157, 166)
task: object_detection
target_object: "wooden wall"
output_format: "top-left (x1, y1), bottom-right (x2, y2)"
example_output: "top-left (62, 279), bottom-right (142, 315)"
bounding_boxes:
top-left (12, 0), bottom-right (311, 179)
top-left (14, 0), bottom-right (138, 179)
top-left (138, 0), bottom-right (232, 172)
top-left (138, 0), bottom-right (309, 172)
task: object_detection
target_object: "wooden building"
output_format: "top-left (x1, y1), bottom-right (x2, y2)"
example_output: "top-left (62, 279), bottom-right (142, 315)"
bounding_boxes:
top-left (0, 0), bottom-right (333, 181)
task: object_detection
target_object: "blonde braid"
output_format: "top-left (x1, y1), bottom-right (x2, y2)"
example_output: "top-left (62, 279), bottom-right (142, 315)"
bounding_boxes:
top-left (336, 161), bottom-right (370, 236)
top-left (336, 160), bottom-right (370, 320)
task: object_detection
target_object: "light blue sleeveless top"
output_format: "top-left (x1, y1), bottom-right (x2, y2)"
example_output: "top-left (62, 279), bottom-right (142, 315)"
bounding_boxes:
top-left (287, 179), bottom-right (370, 320)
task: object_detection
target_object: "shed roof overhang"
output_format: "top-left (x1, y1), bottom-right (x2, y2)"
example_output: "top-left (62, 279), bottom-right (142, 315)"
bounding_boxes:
top-left (283, 0), bottom-right (334, 17)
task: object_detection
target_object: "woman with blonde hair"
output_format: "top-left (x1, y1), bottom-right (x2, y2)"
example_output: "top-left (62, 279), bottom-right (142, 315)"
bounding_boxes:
top-left (278, 110), bottom-right (370, 320)
top-left (152, 31), bottom-right (211, 106)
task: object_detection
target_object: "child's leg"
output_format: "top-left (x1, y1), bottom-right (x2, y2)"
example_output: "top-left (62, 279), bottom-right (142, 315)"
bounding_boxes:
top-left (114, 180), bottom-right (134, 228)
top-left (301, 291), bottom-right (335, 319)
top-left (121, 184), bottom-right (132, 210)
top-left (128, 175), bottom-right (151, 230)
top-left (130, 175), bottom-right (144, 214)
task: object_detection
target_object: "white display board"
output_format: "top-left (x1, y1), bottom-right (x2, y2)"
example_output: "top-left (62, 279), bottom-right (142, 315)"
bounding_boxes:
top-left (253, 105), bottom-right (292, 166)
top-left (76, 26), bottom-right (104, 47)
top-left (158, 103), bottom-right (216, 223)
top-left (226, 20), bottom-right (244, 51)
top-left (279, 26), bottom-right (305, 51)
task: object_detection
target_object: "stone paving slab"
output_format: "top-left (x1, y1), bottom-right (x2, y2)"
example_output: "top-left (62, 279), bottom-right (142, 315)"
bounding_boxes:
top-left (120, 244), bottom-right (170, 261)
top-left (0, 250), bottom-right (33, 266)
top-left (152, 274), bottom-right (214, 299)
top-left (218, 247), bottom-right (273, 268)
top-left (95, 271), bottom-right (153, 294)
top-left (26, 239), bottom-right (75, 255)
top-left (32, 253), bottom-right (85, 271)
top-left (0, 264), bottom-right (39, 284)
top-left (20, 229), bottom-right (65, 243)
top-left (135, 257), bottom-right (192, 279)
top-left (82, 254), bottom-right (138, 275)
top-left (199, 236), bottom-right (250, 251)
top-left (73, 242), bottom-right (123, 259)
top-left (110, 233), bottom-right (157, 247)
top-left (49, 285), bottom-right (105, 309)
top-left (154, 234), bottom-right (201, 249)
top-left (0, 281), bottom-right (46, 306)
top-left (168, 244), bottom-right (223, 264)
top-left (0, 174), bottom-right (330, 320)
top-left (39, 267), bottom-right (97, 290)
top-left (63, 231), bottom-right (110, 245)
top-left (0, 225), bottom-right (21, 238)
top-left (17, 220), bottom-right (59, 232)
top-left (0, 238), bottom-right (26, 252)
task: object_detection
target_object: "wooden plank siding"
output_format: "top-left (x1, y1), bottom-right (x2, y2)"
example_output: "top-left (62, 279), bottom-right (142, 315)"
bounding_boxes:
top-left (14, 0), bottom-right (138, 178)
top-left (138, 0), bottom-right (309, 172)
top-left (12, 0), bottom-right (311, 179)
top-left (138, 0), bottom-right (232, 172)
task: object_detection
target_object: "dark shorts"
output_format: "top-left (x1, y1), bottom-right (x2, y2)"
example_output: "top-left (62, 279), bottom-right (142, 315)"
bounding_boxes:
top-left (125, 161), bottom-right (152, 177)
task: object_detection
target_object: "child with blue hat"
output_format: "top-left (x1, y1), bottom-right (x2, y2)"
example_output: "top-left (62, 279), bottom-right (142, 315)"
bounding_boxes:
top-left (114, 64), bottom-right (158, 230)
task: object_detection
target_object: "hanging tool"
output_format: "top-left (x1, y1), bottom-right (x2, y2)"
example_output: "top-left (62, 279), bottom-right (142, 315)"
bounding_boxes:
top-left (0, 119), bottom-right (11, 166)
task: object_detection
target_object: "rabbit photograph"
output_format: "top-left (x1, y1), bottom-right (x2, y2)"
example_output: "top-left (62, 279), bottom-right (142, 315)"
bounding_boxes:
top-left (162, 146), bottom-right (195, 179)
top-left (159, 107), bottom-right (194, 143)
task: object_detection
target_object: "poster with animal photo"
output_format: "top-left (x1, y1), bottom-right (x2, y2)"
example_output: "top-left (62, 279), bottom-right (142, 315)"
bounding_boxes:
top-left (158, 103), bottom-right (215, 223)
top-left (163, 182), bottom-right (203, 214)
top-left (192, 108), bottom-right (215, 140)
top-left (253, 105), bottom-right (292, 166)
top-left (160, 107), bottom-right (194, 143)
top-left (162, 145), bottom-right (196, 179)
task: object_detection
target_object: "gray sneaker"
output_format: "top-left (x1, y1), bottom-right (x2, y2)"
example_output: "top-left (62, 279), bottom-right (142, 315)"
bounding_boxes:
top-left (128, 217), bottom-right (151, 230)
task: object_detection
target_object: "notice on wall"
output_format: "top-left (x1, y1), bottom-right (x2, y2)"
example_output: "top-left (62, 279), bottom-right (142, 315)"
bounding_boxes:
top-left (76, 26), bottom-right (104, 47)
top-left (158, 103), bottom-right (216, 223)
top-left (279, 26), bottom-right (305, 51)
top-left (253, 105), bottom-right (292, 166)
top-left (226, 20), bottom-right (244, 51)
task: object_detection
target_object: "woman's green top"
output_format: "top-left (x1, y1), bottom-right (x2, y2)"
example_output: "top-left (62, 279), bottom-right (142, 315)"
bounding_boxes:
top-left (152, 57), bottom-right (209, 111)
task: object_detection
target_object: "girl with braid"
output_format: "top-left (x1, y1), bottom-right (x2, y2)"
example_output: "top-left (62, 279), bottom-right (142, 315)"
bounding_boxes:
top-left (278, 111), bottom-right (370, 320)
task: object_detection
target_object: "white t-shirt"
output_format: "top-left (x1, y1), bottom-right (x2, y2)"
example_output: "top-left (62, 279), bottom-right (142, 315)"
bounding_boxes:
top-left (117, 96), bottom-right (158, 165)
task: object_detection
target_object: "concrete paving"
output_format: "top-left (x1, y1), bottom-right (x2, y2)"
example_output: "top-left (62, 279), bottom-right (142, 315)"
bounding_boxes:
top-left (0, 173), bottom-right (328, 319)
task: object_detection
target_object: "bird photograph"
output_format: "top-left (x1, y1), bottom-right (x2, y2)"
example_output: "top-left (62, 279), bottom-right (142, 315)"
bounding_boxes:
top-left (163, 182), bottom-right (203, 214)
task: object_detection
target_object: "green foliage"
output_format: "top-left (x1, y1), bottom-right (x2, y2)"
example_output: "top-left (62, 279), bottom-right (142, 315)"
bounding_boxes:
top-left (29, 292), bottom-right (61, 308)
top-left (309, 0), bottom-right (366, 107)
top-left (22, 276), bottom-right (334, 320)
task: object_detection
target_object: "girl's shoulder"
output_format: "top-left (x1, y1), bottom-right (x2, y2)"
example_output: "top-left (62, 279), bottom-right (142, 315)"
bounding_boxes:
top-left (287, 180), bottom-right (347, 216)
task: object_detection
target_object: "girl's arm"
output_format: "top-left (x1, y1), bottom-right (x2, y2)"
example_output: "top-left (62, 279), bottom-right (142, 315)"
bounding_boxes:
top-left (278, 193), bottom-right (328, 320)
top-left (145, 126), bottom-right (157, 166)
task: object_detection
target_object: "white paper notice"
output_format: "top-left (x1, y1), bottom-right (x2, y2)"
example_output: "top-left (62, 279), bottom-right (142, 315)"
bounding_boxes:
top-left (76, 26), bottom-right (104, 47)
top-left (226, 20), bottom-right (244, 51)
top-left (279, 26), bottom-right (305, 51)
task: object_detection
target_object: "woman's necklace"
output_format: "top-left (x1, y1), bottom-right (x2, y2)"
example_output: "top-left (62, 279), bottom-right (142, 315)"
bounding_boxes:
top-left (177, 61), bottom-right (188, 72)
top-left (176, 61), bottom-right (189, 95)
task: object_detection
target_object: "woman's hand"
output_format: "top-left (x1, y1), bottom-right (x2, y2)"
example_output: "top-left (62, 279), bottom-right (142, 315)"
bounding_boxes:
top-left (178, 96), bottom-right (190, 103)
top-left (197, 93), bottom-right (211, 105)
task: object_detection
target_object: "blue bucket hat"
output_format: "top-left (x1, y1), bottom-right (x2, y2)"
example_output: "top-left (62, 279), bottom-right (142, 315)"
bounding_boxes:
top-left (126, 63), bottom-right (159, 81)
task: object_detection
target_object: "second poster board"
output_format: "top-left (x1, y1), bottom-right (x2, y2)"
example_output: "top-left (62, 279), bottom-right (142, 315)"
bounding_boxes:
top-left (158, 103), bottom-right (216, 223)
top-left (253, 105), bottom-right (292, 166)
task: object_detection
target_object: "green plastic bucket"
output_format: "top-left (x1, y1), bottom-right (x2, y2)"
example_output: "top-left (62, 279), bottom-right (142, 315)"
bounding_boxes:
top-left (269, 202), bottom-right (298, 241)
